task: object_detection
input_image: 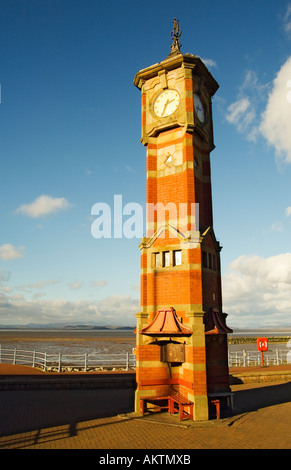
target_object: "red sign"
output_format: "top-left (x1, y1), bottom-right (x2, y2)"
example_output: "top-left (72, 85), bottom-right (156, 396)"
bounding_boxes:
top-left (257, 337), bottom-right (268, 351)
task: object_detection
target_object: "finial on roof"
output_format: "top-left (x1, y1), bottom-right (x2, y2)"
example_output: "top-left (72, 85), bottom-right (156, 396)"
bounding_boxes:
top-left (169, 18), bottom-right (182, 56)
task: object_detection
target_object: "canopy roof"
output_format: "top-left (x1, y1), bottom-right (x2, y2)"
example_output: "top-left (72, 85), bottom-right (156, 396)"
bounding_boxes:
top-left (140, 307), bottom-right (192, 337)
top-left (204, 309), bottom-right (233, 335)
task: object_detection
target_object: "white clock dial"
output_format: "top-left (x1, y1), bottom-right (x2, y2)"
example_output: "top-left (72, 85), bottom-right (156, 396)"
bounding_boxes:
top-left (153, 89), bottom-right (180, 117)
top-left (193, 93), bottom-right (205, 123)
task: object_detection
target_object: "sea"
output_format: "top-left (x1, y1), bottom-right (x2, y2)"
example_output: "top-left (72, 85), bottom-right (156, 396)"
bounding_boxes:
top-left (0, 328), bottom-right (290, 356)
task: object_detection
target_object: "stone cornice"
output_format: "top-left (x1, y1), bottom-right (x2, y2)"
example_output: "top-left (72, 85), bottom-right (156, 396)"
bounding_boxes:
top-left (134, 53), bottom-right (219, 97)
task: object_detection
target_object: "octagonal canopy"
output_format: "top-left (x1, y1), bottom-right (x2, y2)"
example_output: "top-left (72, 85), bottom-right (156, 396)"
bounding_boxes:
top-left (140, 307), bottom-right (192, 337)
top-left (204, 308), bottom-right (233, 335)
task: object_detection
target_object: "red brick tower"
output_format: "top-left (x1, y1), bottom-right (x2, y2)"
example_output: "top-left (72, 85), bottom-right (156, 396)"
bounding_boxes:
top-left (134, 22), bottom-right (232, 421)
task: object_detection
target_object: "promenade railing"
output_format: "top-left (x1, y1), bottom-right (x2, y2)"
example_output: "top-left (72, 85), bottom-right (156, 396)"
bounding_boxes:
top-left (0, 347), bottom-right (290, 372)
top-left (228, 349), bottom-right (289, 367)
top-left (0, 347), bottom-right (136, 372)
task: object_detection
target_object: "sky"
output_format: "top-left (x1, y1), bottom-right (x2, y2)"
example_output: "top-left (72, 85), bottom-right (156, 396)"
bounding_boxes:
top-left (0, 0), bottom-right (291, 329)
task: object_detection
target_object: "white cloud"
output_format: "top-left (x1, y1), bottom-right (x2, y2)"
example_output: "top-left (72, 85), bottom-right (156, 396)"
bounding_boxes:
top-left (240, 70), bottom-right (268, 98)
top-left (68, 281), bottom-right (82, 290)
top-left (1, 286), bottom-right (11, 293)
top-left (225, 71), bottom-right (268, 141)
top-left (0, 244), bottom-right (24, 260)
top-left (92, 280), bottom-right (108, 287)
top-left (32, 293), bottom-right (45, 300)
top-left (0, 293), bottom-right (138, 326)
top-left (286, 207), bottom-right (291, 217)
top-left (270, 221), bottom-right (284, 232)
top-left (260, 57), bottom-right (291, 165)
top-left (15, 194), bottom-right (71, 218)
top-left (226, 97), bottom-right (250, 123)
top-left (28, 280), bottom-right (58, 289)
top-left (283, 3), bottom-right (291, 37)
top-left (223, 253), bottom-right (291, 328)
top-left (226, 97), bottom-right (255, 133)
top-left (97, 295), bottom-right (138, 317)
top-left (225, 58), bottom-right (291, 164)
top-left (125, 165), bottom-right (135, 174)
top-left (201, 58), bottom-right (217, 68)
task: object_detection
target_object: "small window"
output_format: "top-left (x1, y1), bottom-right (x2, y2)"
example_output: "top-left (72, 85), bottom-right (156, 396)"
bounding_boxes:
top-left (212, 255), bottom-right (216, 271)
top-left (202, 251), bottom-right (208, 268)
top-left (174, 250), bottom-right (182, 266)
top-left (208, 253), bottom-right (212, 270)
top-left (202, 251), bottom-right (217, 271)
top-left (163, 251), bottom-right (170, 267)
top-left (154, 253), bottom-right (160, 268)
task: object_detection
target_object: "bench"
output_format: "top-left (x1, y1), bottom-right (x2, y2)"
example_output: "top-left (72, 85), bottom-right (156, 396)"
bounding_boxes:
top-left (208, 399), bottom-right (221, 419)
top-left (207, 392), bottom-right (234, 419)
top-left (208, 392), bottom-right (234, 409)
top-left (139, 395), bottom-right (171, 416)
top-left (169, 394), bottom-right (193, 421)
top-left (139, 394), bottom-right (193, 421)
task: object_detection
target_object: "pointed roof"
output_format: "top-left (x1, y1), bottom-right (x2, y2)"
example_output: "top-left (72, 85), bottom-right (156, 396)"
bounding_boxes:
top-left (200, 226), bottom-right (222, 252)
top-left (139, 223), bottom-right (199, 251)
top-left (140, 307), bottom-right (192, 337)
top-left (204, 309), bottom-right (233, 335)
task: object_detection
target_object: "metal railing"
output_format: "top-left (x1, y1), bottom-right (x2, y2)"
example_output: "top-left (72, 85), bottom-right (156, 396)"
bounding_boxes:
top-left (228, 349), bottom-right (289, 367)
top-left (0, 347), bottom-right (290, 372)
top-left (0, 348), bottom-right (136, 372)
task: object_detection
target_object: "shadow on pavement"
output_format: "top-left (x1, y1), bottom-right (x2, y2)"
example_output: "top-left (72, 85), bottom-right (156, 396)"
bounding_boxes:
top-left (1, 382), bottom-right (291, 443)
top-left (0, 388), bottom-right (135, 439)
top-left (232, 381), bottom-right (291, 413)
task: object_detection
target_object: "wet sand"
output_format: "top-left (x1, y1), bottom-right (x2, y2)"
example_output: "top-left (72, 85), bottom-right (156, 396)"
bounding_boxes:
top-left (0, 334), bottom-right (135, 344)
top-left (0, 330), bottom-right (289, 356)
top-left (0, 330), bottom-right (136, 356)
top-left (0, 330), bottom-right (135, 343)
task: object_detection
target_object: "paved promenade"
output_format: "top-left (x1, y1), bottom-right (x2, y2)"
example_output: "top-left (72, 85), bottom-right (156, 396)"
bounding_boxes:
top-left (0, 365), bottom-right (290, 450)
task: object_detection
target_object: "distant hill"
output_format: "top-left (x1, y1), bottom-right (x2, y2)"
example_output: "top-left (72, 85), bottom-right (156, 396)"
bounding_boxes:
top-left (0, 322), bottom-right (135, 330)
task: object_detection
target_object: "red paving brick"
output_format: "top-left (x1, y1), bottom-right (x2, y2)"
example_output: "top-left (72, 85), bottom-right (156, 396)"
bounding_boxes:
top-left (0, 364), bottom-right (290, 450)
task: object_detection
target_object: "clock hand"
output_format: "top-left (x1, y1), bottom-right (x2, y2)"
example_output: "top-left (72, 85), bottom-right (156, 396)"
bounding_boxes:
top-left (161, 99), bottom-right (170, 116)
top-left (161, 99), bottom-right (175, 116)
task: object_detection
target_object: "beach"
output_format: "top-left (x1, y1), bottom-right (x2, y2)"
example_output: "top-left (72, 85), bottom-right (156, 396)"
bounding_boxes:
top-left (0, 329), bottom-right (136, 357)
top-left (0, 328), bottom-right (290, 356)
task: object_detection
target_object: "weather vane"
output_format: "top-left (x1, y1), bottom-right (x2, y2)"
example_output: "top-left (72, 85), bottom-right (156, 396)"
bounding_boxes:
top-left (170, 18), bottom-right (182, 55)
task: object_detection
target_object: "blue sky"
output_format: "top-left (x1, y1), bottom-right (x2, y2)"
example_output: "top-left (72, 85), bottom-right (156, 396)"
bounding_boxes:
top-left (0, 0), bottom-right (291, 329)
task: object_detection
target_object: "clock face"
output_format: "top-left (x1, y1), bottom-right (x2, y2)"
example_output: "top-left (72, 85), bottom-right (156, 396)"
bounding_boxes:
top-left (193, 93), bottom-right (205, 123)
top-left (153, 89), bottom-right (180, 117)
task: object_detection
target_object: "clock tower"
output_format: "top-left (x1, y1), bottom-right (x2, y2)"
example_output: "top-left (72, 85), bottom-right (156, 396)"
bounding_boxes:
top-left (134, 20), bottom-right (232, 421)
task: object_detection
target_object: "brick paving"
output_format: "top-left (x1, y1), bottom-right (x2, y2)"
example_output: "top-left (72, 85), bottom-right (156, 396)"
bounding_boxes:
top-left (0, 365), bottom-right (290, 450)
